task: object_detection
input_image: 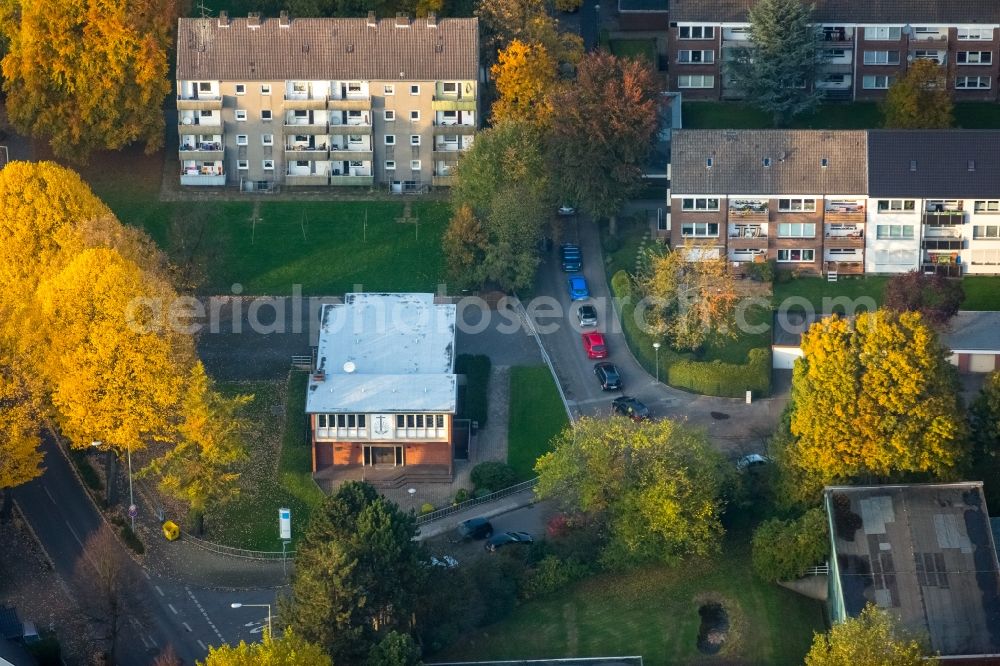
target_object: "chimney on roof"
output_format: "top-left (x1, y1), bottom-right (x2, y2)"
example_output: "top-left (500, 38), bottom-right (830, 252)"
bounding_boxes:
top-left (367, 10), bottom-right (377, 27)
top-left (427, 12), bottom-right (437, 27)
top-left (395, 13), bottom-right (411, 28)
top-left (247, 12), bottom-right (261, 28)
top-left (218, 10), bottom-right (229, 27)
top-left (279, 10), bottom-right (290, 27)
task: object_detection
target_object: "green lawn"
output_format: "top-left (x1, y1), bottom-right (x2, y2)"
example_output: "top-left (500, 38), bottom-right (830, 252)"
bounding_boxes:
top-left (455, 354), bottom-right (492, 427)
top-left (683, 101), bottom-right (1000, 130)
top-left (954, 103), bottom-right (1000, 129)
top-left (434, 529), bottom-right (826, 665)
top-left (507, 366), bottom-right (569, 480)
top-left (961, 277), bottom-right (1000, 311)
top-left (608, 38), bottom-right (657, 65)
top-left (773, 276), bottom-right (887, 314)
top-left (205, 372), bottom-right (325, 550)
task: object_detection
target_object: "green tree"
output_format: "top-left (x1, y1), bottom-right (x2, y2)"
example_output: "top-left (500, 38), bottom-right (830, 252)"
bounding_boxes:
top-left (366, 631), bottom-right (422, 666)
top-left (725, 0), bottom-right (821, 126)
top-left (442, 205), bottom-right (488, 289)
top-left (284, 482), bottom-right (426, 663)
top-left (141, 363), bottom-right (251, 534)
top-left (751, 507), bottom-right (829, 581)
top-left (199, 628), bottom-right (331, 666)
top-left (883, 270), bottom-right (964, 326)
top-left (882, 59), bottom-right (953, 129)
top-left (785, 311), bottom-right (968, 499)
top-left (0, 0), bottom-right (177, 160)
top-left (535, 417), bottom-right (724, 567)
top-left (970, 371), bottom-right (1000, 508)
top-left (476, 0), bottom-right (582, 65)
top-left (548, 51), bottom-right (661, 235)
top-left (805, 604), bottom-right (937, 666)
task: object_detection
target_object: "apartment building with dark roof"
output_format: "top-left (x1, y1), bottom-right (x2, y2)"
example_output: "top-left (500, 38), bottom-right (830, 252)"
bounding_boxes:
top-left (176, 12), bottom-right (479, 190)
top-left (667, 0), bottom-right (1000, 102)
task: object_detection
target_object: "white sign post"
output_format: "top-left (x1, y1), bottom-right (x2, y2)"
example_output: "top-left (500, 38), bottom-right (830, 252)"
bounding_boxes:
top-left (279, 508), bottom-right (291, 541)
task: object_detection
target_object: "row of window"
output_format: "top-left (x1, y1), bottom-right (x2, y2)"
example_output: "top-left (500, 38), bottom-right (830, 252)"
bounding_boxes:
top-left (684, 49), bottom-right (990, 67)
top-left (683, 199), bottom-right (1000, 213)
top-left (314, 413), bottom-right (447, 430)
top-left (682, 222), bottom-right (817, 237)
top-left (682, 74), bottom-right (993, 91)
top-left (236, 159), bottom-right (427, 171)
top-left (675, 25), bottom-right (993, 42)
top-left (217, 82), bottom-right (437, 96)
top-left (681, 198), bottom-right (816, 212)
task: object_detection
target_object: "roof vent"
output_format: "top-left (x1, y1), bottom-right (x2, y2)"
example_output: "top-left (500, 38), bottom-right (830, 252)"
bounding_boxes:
top-left (279, 10), bottom-right (290, 27)
top-left (909, 159), bottom-right (917, 172)
top-left (247, 12), bottom-right (261, 29)
top-left (395, 13), bottom-right (411, 28)
top-left (821, 158), bottom-right (829, 168)
top-left (218, 10), bottom-right (230, 27)
top-left (762, 157), bottom-right (771, 168)
top-left (778, 151), bottom-right (787, 161)
top-left (968, 159), bottom-right (976, 172)
top-left (367, 11), bottom-right (377, 27)
top-left (343, 361), bottom-right (356, 373)
top-left (427, 12), bottom-right (437, 27)
top-left (346, 43), bottom-right (354, 52)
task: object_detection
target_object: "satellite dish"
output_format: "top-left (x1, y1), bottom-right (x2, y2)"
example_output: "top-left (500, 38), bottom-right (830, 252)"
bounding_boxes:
top-left (182, 117), bottom-right (193, 125)
top-left (343, 361), bottom-right (356, 373)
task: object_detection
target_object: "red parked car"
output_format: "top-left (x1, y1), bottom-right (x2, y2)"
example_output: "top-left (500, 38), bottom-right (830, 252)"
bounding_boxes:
top-left (582, 331), bottom-right (608, 359)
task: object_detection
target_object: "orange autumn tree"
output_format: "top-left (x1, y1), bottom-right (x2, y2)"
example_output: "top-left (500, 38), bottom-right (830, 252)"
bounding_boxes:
top-left (786, 310), bottom-right (968, 494)
top-left (0, 0), bottom-right (178, 160)
top-left (491, 39), bottom-right (558, 127)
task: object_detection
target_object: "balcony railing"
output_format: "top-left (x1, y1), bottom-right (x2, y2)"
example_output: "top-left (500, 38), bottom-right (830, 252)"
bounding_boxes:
top-left (283, 122), bottom-right (329, 135)
top-left (825, 232), bottom-right (865, 248)
top-left (826, 260), bottom-right (863, 275)
top-left (327, 97), bottom-right (372, 111)
top-left (923, 211), bottom-right (966, 226)
top-left (179, 143), bottom-right (224, 160)
top-left (433, 123), bottom-right (476, 135)
top-left (176, 95), bottom-right (223, 111)
top-left (431, 98), bottom-right (476, 112)
top-left (179, 116), bottom-right (221, 128)
top-left (330, 149), bottom-right (373, 161)
top-left (729, 209), bottom-right (769, 222)
top-left (432, 174), bottom-right (457, 187)
top-left (283, 95), bottom-right (328, 110)
top-left (330, 175), bottom-right (374, 187)
top-left (728, 235), bottom-right (769, 250)
top-left (909, 34), bottom-right (948, 48)
top-left (180, 169), bottom-right (225, 186)
top-left (285, 147), bottom-right (330, 160)
top-left (327, 123), bottom-right (372, 135)
top-left (285, 173), bottom-right (330, 186)
top-left (825, 209), bottom-right (866, 222)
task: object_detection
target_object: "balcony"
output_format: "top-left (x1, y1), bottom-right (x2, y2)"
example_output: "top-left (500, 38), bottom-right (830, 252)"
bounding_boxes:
top-left (825, 230), bottom-right (865, 248)
top-left (285, 174), bottom-right (329, 186)
top-left (820, 30), bottom-right (854, 46)
top-left (176, 95), bottom-right (223, 111)
top-left (330, 175), bottom-right (374, 187)
top-left (330, 149), bottom-right (373, 161)
top-left (433, 147), bottom-right (463, 163)
top-left (283, 95), bottom-right (328, 111)
top-left (285, 147), bottom-right (329, 160)
top-left (909, 34), bottom-right (948, 49)
top-left (922, 238), bottom-right (963, 250)
top-left (283, 122), bottom-right (329, 135)
top-left (180, 169), bottom-right (225, 186)
top-left (179, 116), bottom-right (221, 128)
top-left (728, 209), bottom-right (769, 223)
top-left (328, 97), bottom-right (372, 111)
top-left (825, 209), bottom-right (865, 222)
top-left (728, 234), bottom-right (768, 250)
top-left (431, 98), bottom-right (477, 112)
top-left (179, 141), bottom-right (223, 161)
top-left (922, 261), bottom-right (962, 277)
top-left (826, 260), bottom-right (863, 275)
top-left (433, 123), bottom-right (476, 136)
top-left (923, 210), bottom-right (966, 226)
top-left (327, 123), bottom-right (372, 136)
top-left (432, 174), bottom-right (457, 187)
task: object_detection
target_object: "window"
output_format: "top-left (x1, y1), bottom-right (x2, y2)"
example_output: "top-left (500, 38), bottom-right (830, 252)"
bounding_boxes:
top-left (778, 222), bottom-right (816, 237)
top-left (956, 76), bottom-right (992, 89)
top-left (678, 50), bottom-right (715, 64)
top-left (680, 222), bottom-right (719, 237)
top-left (295, 160), bottom-right (309, 167)
top-left (384, 110), bottom-right (396, 121)
top-left (236, 134), bottom-right (248, 145)
top-left (260, 84), bottom-right (271, 95)
top-left (410, 160), bottom-right (421, 170)
top-left (235, 109), bottom-right (247, 121)
top-left (235, 83), bottom-right (246, 95)
top-left (410, 135), bottom-right (421, 146)
top-left (974, 225), bottom-right (1000, 238)
top-left (442, 82), bottom-right (458, 93)
top-left (347, 81), bottom-right (362, 93)
top-left (262, 159), bottom-right (274, 170)
top-left (958, 51), bottom-right (992, 64)
top-left (384, 84), bottom-right (395, 95)
top-left (862, 75), bottom-right (894, 89)
top-left (877, 199), bottom-right (916, 212)
top-left (292, 82), bottom-right (307, 93)
top-left (678, 25), bottom-right (714, 39)
top-left (876, 224), bottom-right (915, 239)
top-left (777, 249), bottom-right (815, 262)
top-left (348, 135), bottom-right (363, 144)
top-left (863, 26), bottom-right (901, 41)
top-left (975, 200), bottom-right (1000, 213)
top-left (261, 109), bottom-right (272, 121)
top-left (262, 134), bottom-right (274, 146)
top-left (823, 48), bottom-right (847, 59)
top-left (677, 75), bottom-right (715, 88)
top-left (972, 248), bottom-right (1000, 265)
top-left (384, 134), bottom-right (396, 145)
top-left (410, 110), bottom-right (420, 121)
top-left (778, 198), bottom-right (817, 212)
top-left (863, 50), bottom-right (900, 65)
top-left (912, 50), bottom-right (943, 63)
top-left (237, 159), bottom-right (249, 170)
top-left (198, 81), bottom-right (212, 92)
top-left (681, 197), bottom-right (720, 211)
top-left (762, 158), bottom-right (772, 167)
top-left (443, 134), bottom-right (458, 144)
top-left (958, 27), bottom-right (990, 40)
top-left (349, 160), bottom-right (363, 167)
top-left (393, 413), bottom-right (447, 437)
top-left (410, 84), bottom-right (420, 95)
top-left (385, 160), bottom-right (396, 170)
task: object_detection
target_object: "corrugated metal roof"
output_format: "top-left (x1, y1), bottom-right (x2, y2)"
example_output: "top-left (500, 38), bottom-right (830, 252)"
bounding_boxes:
top-left (671, 0), bottom-right (1000, 24)
top-left (868, 130), bottom-right (1000, 198)
top-left (671, 129), bottom-right (868, 195)
top-left (305, 294), bottom-right (457, 414)
top-left (177, 16), bottom-right (479, 82)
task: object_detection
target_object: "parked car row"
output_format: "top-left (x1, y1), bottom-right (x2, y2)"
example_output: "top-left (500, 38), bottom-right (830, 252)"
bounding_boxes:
top-left (456, 518), bottom-right (536, 553)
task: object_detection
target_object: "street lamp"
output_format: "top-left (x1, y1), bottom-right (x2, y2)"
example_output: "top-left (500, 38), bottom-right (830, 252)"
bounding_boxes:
top-left (93, 440), bottom-right (136, 531)
top-left (652, 342), bottom-right (661, 383)
top-left (594, 3), bottom-right (601, 38)
top-left (231, 602), bottom-right (272, 639)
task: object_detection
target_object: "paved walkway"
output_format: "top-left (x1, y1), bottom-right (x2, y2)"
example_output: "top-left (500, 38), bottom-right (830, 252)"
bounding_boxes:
top-left (471, 365), bottom-right (510, 464)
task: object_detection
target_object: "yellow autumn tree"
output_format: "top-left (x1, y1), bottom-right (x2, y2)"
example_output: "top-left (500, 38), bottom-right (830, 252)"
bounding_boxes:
top-left (36, 247), bottom-right (193, 456)
top-left (142, 362), bottom-right (250, 533)
top-left (805, 604), bottom-right (936, 666)
top-left (0, 351), bottom-right (45, 490)
top-left (491, 39), bottom-right (558, 126)
top-left (787, 310), bottom-right (967, 492)
top-left (0, 0), bottom-right (177, 160)
top-left (199, 628), bottom-right (331, 666)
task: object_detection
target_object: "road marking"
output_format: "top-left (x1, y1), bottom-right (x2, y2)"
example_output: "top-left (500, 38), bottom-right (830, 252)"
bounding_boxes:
top-left (148, 635), bottom-right (158, 648)
top-left (43, 485), bottom-right (56, 505)
top-left (182, 621), bottom-right (193, 632)
top-left (155, 585), bottom-right (165, 597)
top-left (168, 603), bottom-right (178, 615)
top-left (63, 520), bottom-right (84, 548)
top-left (185, 586), bottom-right (227, 644)
top-left (143, 570), bottom-right (151, 580)
top-left (139, 634), bottom-right (151, 649)
top-left (197, 640), bottom-right (207, 651)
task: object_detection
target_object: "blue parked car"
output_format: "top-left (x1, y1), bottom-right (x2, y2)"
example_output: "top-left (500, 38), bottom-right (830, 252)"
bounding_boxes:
top-left (567, 276), bottom-right (590, 301)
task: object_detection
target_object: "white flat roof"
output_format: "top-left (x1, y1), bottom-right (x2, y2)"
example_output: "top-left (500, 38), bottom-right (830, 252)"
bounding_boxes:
top-left (306, 293), bottom-right (457, 414)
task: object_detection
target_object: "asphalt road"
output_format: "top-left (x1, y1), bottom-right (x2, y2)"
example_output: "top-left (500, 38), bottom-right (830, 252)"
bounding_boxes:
top-left (13, 435), bottom-right (276, 664)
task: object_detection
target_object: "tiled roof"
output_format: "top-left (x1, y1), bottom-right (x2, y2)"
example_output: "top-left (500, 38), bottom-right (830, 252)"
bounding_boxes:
top-left (868, 130), bottom-right (1000, 198)
top-left (177, 16), bottom-right (478, 82)
top-left (671, 129), bottom-right (868, 195)
top-left (670, 0), bottom-right (1000, 23)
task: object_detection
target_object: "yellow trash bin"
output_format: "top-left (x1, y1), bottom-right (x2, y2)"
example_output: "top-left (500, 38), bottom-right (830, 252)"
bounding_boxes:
top-left (162, 520), bottom-right (180, 541)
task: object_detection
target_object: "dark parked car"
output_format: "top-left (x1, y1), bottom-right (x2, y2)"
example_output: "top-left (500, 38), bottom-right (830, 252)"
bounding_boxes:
top-left (612, 396), bottom-right (650, 421)
top-left (485, 531), bottom-right (535, 552)
top-left (560, 243), bottom-right (582, 272)
top-left (457, 517), bottom-right (494, 540)
top-left (594, 362), bottom-right (622, 391)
